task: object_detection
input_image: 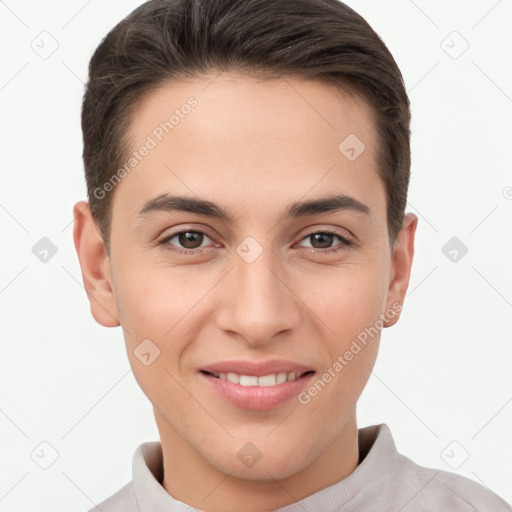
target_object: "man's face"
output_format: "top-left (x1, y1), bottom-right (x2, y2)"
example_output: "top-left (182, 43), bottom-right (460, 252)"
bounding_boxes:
top-left (85, 73), bottom-right (412, 480)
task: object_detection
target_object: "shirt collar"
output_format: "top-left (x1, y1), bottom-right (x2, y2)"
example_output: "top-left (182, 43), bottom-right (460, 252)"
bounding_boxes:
top-left (132, 440), bottom-right (192, 512)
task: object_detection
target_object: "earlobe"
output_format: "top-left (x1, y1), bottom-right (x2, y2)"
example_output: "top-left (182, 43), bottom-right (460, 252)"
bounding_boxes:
top-left (383, 213), bottom-right (418, 328)
top-left (72, 201), bottom-right (121, 327)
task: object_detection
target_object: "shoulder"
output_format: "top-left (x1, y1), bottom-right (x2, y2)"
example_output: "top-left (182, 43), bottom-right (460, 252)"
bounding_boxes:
top-left (356, 424), bottom-right (510, 512)
top-left (392, 452), bottom-right (511, 512)
top-left (86, 481), bottom-right (138, 512)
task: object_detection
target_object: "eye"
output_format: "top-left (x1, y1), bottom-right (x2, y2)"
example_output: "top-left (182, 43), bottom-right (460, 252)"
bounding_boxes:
top-left (157, 227), bottom-right (354, 257)
top-left (158, 229), bottom-right (215, 255)
top-left (296, 230), bottom-right (354, 254)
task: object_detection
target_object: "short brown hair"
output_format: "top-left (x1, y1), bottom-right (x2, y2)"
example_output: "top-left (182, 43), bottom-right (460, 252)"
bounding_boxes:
top-left (81, 0), bottom-right (411, 251)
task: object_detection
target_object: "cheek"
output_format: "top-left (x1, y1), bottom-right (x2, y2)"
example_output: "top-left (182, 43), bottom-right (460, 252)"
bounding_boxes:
top-left (298, 306), bottom-right (381, 424)
top-left (112, 260), bottom-right (196, 341)
top-left (111, 263), bottom-right (207, 391)
top-left (296, 266), bottom-right (385, 395)
top-left (298, 264), bottom-right (387, 336)
top-left (115, 267), bottom-right (193, 407)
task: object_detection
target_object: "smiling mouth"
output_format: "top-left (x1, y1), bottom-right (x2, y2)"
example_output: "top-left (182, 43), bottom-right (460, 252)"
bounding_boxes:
top-left (200, 370), bottom-right (315, 387)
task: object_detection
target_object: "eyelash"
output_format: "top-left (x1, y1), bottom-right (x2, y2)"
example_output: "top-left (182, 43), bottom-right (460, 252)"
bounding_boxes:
top-left (157, 228), bottom-right (354, 256)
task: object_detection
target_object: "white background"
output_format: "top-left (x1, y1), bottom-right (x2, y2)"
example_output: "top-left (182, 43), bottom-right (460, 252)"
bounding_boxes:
top-left (0, 0), bottom-right (511, 510)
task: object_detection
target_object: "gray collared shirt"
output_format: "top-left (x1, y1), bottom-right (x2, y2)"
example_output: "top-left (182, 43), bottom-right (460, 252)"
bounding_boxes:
top-left (88, 423), bottom-right (510, 511)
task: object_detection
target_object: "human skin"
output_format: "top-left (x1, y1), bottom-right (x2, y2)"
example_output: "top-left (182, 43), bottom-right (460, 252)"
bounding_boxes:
top-left (73, 72), bottom-right (417, 512)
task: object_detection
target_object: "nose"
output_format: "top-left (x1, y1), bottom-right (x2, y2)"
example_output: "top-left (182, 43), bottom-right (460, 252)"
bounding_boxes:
top-left (216, 245), bottom-right (302, 347)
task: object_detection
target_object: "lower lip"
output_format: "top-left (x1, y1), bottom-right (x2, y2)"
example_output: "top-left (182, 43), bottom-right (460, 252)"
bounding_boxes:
top-left (199, 371), bottom-right (315, 410)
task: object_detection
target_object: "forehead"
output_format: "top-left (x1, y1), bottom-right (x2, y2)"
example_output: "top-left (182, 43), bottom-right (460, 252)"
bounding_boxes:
top-left (115, 72), bottom-right (384, 225)
top-left (128, 72), bottom-right (377, 154)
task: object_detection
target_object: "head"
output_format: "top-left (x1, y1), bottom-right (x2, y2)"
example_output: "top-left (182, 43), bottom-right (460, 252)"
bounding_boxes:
top-left (74, 0), bottom-right (417, 491)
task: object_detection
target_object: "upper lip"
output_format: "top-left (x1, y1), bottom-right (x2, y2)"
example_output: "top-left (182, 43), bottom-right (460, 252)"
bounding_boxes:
top-left (201, 359), bottom-right (315, 377)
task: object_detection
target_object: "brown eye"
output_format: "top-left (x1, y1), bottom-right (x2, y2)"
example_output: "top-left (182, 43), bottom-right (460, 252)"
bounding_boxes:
top-left (177, 231), bottom-right (204, 249)
top-left (297, 230), bottom-right (353, 253)
top-left (309, 232), bottom-right (335, 249)
top-left (158, 229), bottom-right (214, 255)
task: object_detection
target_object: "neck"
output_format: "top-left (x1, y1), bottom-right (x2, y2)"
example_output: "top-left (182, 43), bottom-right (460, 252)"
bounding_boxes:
top-left (156, 409), bottom-right (360, 512)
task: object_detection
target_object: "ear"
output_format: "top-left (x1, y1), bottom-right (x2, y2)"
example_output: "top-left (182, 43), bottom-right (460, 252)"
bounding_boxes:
top-left (383, 213), bottom-right (418, 327)
top-left (72, 201), bottom-right (120, 327)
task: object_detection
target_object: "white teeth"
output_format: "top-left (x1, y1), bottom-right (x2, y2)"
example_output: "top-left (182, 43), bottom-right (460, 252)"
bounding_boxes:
top-left (209, 371), bottom-right (306, 386)
top-left (226, 372), bottom-right (238, 384)
top-left (276, 372), bottom-right (287, 384)
top-left (239, 375), bottom-right (259, 386)
top-left (258, 374), bottom-right (277, 387)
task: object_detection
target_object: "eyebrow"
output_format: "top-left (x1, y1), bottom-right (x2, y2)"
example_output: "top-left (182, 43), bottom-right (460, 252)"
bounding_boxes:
top-left (137, 192), bottom-right (370, 222)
